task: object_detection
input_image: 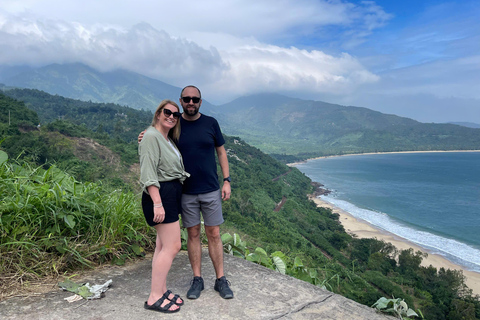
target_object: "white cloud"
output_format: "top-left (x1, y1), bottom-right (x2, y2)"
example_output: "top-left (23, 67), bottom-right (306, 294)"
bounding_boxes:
top-left (206, 45), bottom-right (379, 100)
top-left (0, 13), bottom-right (379, 103)
top-left (0, 0), bottom-right (391, 45)
top-left (0, 17), bottom-right (227, 85)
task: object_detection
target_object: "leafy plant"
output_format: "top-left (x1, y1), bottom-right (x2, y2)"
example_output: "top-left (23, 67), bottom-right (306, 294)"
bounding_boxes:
top-left (222, 233), bottom-right (247, 258)
top-left (372, 297), bottom-right (420, 319)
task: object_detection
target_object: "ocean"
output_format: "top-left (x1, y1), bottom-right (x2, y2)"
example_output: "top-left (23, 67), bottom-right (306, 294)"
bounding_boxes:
top-left (295, 152), bottom-right (480, 272)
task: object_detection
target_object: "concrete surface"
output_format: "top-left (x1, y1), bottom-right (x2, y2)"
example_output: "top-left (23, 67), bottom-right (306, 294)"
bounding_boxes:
top-left (0, 250), bottom-right (393, 319)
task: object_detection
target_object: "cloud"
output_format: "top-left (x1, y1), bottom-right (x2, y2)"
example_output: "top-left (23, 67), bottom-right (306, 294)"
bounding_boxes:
top-left (0, 16), bottom-right (227, 85)
top-left (0, 12), bottom-right (379, 103)
top-left (1, 0), bottom-right (392, 48)
top-left (206, 45), bottom-right (379, 101)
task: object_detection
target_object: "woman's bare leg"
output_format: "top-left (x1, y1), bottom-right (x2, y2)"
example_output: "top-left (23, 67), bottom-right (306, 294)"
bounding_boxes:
top-left (146, 221), bottom-right (181, 310)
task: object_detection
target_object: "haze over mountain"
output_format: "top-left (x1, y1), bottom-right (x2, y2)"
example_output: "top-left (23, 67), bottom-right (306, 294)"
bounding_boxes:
top-left (0, 63), bottom-right (213, 114)
top-left (448, 122), bottom-right (480, 129)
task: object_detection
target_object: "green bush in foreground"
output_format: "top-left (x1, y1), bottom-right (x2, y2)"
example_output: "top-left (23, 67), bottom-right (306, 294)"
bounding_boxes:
top-left (0, 150), bottom-right (154, 281)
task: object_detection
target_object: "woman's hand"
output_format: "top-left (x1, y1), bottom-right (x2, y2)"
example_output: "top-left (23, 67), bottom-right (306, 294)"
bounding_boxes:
top-left (153, 206), bottom-right (166, 223)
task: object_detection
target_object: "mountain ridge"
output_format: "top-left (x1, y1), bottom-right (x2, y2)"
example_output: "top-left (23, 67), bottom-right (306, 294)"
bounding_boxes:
top-left (3, 63), bottom-right (480, 158)
top-left (217, 92), bottom-right (480, 156)
top-left (3, 63), bottom-right (181, 111)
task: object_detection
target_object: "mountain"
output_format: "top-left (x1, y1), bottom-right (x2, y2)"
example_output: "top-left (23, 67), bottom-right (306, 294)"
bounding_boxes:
top-left (217, 93), bottom-right (480, 157)
top-left (0, 65), bottom-right (35, 82)
top-left (448, 122), bottom-right (480, 129)
top-left (3, 63), bottom-right (480, 158)
top-left (1, 63), bottom-right (213, 114)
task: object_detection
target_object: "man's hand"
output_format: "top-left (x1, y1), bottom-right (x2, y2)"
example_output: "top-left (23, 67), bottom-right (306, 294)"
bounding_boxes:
top-left (138, 130), bottom-right (146, 143)
top-left (221, 182), bottom-right (231, 201)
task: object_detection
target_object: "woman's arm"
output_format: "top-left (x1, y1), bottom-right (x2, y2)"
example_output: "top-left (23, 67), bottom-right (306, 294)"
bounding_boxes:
top-left (147, 185), bottom-right (165, 223)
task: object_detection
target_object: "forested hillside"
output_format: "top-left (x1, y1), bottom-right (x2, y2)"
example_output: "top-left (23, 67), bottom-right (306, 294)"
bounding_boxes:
top-left (1, 93), bottom-right (479, 319)
top-left (218, 93), bottom-right (480, 158)
top-left (3, 88), bottom-right (153, 143)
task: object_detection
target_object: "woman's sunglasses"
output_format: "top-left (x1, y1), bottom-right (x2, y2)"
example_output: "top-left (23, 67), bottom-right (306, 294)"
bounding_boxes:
top-left (181, 96), bottom-right (201, 103)
top-left (163, 108), bottom-right (182, 119)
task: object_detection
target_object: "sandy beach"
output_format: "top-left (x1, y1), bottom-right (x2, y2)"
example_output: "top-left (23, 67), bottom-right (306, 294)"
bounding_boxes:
top-left (288, 150), bottom-right (480, 167)
top-left (310, 195), bottom-right (480, 295)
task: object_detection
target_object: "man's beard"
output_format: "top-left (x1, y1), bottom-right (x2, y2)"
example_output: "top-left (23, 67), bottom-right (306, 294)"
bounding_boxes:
top-left (184, 107), bottom-right (199, 116)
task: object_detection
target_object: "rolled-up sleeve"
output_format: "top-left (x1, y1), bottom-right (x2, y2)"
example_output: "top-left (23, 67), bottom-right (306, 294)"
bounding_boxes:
top-left (139, 134), bottom-right (161, 194)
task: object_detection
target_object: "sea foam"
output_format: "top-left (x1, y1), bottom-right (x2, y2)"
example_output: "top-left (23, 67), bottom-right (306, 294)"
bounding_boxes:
top-left (323, 195), bottom-right (480, 273)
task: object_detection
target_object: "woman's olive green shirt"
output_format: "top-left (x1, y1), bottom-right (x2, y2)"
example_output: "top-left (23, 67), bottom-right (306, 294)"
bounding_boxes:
top-left (138, 126), bottom-right (190, 194)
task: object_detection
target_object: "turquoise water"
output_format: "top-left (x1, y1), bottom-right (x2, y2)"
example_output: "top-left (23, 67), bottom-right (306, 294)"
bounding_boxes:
top-left (295, 152), bottom-right (480, 272)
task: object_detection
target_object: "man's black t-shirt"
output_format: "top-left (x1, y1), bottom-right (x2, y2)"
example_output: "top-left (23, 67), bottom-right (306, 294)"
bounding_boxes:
top-left (177, 114), bottom-right (225, 195)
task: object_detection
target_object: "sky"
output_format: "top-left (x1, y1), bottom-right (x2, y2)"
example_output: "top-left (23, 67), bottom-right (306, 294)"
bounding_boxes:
top-left (0, 0), bottom-right (479, 123)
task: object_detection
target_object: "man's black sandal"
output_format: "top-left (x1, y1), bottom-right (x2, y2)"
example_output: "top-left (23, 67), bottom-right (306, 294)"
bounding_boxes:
top-left (164, 289), bottom-right (184, 306)
top-left (144, 296), bottom-right (180, 313)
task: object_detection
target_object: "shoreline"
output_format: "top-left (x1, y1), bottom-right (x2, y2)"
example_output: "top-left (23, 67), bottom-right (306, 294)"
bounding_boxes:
top-left (288, 150), bottom-right (480, 167)
top-left (309, 195), bottom-right (480, 295)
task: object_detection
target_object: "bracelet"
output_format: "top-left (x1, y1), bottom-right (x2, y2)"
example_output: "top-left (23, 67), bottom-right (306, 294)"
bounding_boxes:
top-left (153, 203), bottom-right (163, 208)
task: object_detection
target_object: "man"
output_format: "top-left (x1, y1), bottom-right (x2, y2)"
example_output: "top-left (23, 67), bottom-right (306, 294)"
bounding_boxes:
top-left (178, 85), bottom-right (233, 299)
top-left (141, 85), bottom-right (233, 299)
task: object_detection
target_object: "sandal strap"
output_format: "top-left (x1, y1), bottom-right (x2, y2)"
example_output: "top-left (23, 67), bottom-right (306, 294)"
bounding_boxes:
top-left (161, 300), bottom-right (176, 311)
top-left (164, 290), bottom-right (184, 305)
top-left (152, 296), bottom-right (176, 311)
top-left (151, 295), bottom-right (167, 308)
top-left (173, 294), bottom-right (183, 303)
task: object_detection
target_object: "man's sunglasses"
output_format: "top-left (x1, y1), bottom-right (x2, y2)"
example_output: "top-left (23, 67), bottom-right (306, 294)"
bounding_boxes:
top-left (181, 96), bottom-right (201, 103)
top-left (163, 108), bottom-right (182, 119)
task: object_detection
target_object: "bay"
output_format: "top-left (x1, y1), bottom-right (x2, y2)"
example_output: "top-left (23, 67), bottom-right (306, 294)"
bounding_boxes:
top-left (295, 152), bottom-right (480, 272)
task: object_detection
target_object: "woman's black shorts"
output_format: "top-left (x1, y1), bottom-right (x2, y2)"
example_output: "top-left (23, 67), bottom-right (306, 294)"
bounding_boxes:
top-left (142, 180), bottom-right (182, 226)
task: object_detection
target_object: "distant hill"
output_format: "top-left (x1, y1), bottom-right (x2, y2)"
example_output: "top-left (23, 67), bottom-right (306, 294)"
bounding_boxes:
top-left (1, 63), bottom-right (214, 114)
top-left (217, 93), bottom-right (480, 157)
top-left (448, 122), bottom-right (480, 129)
top-left (2, 88), bottom-right (155, 144)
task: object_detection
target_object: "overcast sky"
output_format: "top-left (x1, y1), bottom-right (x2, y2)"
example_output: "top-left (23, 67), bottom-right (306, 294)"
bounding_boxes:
top-left (1, 0), bottom-right (479, 123)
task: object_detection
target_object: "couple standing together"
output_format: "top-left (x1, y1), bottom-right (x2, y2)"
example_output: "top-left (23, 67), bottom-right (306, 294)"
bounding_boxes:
top-left (138, 85), bottom-right (233, 313)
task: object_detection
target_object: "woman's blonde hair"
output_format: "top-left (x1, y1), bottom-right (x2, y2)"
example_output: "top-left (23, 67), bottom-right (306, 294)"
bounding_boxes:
top-left (151, 99), bottom-right (181, 141)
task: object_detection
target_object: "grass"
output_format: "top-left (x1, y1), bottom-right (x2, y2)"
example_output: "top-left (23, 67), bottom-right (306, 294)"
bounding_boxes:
top-left (0, 151), bottom-right (155, 300)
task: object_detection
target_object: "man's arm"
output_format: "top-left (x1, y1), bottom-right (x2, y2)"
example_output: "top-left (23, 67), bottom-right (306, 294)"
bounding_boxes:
top-left (216, 145), bottom-right (231, 201)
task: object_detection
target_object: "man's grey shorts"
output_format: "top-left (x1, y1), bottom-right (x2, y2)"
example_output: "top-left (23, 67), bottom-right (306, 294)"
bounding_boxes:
top-left (181, 190), bottom-right (224, 228)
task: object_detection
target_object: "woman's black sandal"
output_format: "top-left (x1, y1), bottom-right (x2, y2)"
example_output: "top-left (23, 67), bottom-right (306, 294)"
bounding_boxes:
top-left (164, 289), bottom-right (184, 306)
top-left (144, 296), bottom-right (180, 313)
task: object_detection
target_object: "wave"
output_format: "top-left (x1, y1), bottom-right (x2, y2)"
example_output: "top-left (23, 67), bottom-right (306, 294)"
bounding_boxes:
top-left (322, 195), bottom-right (480, 273)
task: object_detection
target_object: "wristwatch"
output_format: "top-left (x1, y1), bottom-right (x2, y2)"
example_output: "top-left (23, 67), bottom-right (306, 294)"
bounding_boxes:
top-left (223, 176), bottom-right (231, 183)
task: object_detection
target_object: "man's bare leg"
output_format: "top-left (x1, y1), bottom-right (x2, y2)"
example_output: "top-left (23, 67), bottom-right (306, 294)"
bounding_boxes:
top-left (187, 224), bottom-right (202, 276)
top-left (186, 224), bottom-right (204, 299)
top-left (205, 225), bottom-right (224, 278)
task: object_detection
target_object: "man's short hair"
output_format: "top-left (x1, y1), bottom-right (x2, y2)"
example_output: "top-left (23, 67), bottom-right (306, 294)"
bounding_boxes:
top-left (180, 85), bottom-right (202, 98)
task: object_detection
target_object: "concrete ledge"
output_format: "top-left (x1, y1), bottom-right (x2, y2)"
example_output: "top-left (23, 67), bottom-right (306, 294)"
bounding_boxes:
top-left (0, 250), bottom-right (393, 319)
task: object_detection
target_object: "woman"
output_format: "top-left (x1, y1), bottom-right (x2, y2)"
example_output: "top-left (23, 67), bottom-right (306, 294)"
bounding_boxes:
top-left (139, 100), bottom-right (189, 313)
